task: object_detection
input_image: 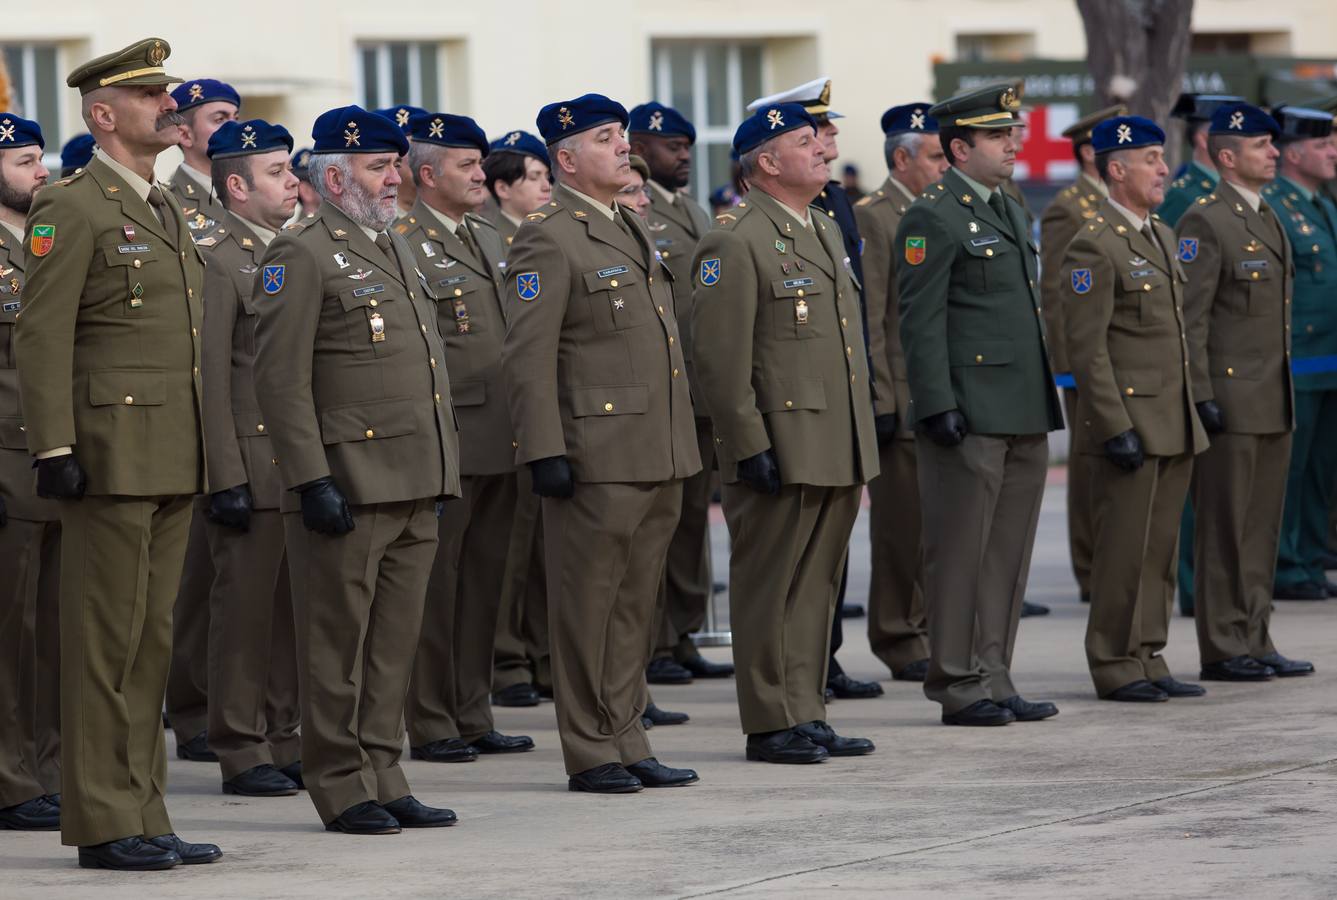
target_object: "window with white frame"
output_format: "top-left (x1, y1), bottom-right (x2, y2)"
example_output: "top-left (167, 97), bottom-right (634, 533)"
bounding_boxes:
top-left (2, 43), bottom-right (64, 153)
top-left (357, 42), bottom-right (440, 112)
top-left (650, 40), bottom-right (763, 207)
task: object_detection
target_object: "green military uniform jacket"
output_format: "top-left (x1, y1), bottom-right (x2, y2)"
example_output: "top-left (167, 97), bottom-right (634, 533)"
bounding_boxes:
top-left (251, 200), bottom-right (460, 510)
top-left (1040, 174), bottom-right (1104, 375)
top-left (895, 167), bottom-right (1064, 435)
top-left (165, 164), bottom-right (227, 239)
top-left (1263, 175), bottom-right (1337, 391)
top-left (854, 176), bottom-right (915, 435)
top-left (0, 233), bottom-right (56, 521)
top-left (15, 156), bottom-right (208, 496)
top-left (1176, 181), bottom-right (1294, 434)
top-left (690, 189), bottom-right (879, 486)
top-left (395, 201), bottom-right (515, 476)
top-left (198, 211), bottom-right (283, 508)
top-left (1061, 199), bottom-right (1208, 456)
top-left (645, 184), bottom-right (712, 396)
top-left (1157, 160), bottom-right (1218, 227)
top-left (501, 182), bottom-right (700, 483)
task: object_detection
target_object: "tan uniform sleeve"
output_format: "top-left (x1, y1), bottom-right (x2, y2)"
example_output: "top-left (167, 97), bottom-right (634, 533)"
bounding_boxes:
top-left (1063, 233), bottom-right (1132, 443)
top-left (854, 204), bottom-right (899, 417)
top-left (1174, 210), bottom-right (1223, 403)
top-left (1039, 199), bottom-right (1082, 374)
top-left (200, 253), bottom-right (247, 492)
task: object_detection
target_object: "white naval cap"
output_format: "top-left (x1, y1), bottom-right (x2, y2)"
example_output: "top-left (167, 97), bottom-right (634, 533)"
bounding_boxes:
top-left (745, 76), bottom-right (843, 119)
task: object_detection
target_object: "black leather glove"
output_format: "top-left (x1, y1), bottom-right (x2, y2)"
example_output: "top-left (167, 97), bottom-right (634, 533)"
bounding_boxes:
top-left (736, 449), bottom-right (781, 495)
top-left (0, 494), bottom-right (7, 528)
top-left (207, 483), bottom-right (253, 532)
top-left (920, 409), bottom-right (968, 447)
top-left (1103, 429), bottom-right (1145, 472)
top-left (297, 476), bottom-right (355, 535)
top-left (1195, 400), bottom-right (1226, 435)
top-left (36, 454), bottom-right (87, 500)
top-left (874, 412), bottom-right (899, 446)
top-left (530, 456), bottom-right (574, 499)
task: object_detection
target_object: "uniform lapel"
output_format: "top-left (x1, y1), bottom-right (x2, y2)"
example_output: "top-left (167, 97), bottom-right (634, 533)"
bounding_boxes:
top-left (651, 189), bottom-right (695, 236)
top-left (1097, 198), bottom-right (1170, 275)
top-left (86, 158), bottom-right (173, 247)
top-left (223, 213), bottom-right (265, 267)
top-left (944, 169), bottom-right (1015, 246)
top-left (323, 203), bottom-right (406, 286)
top-left (1219, 181), bottom-right (1285, 259)
top-left (558, 184), bottom-right (646, 270)
top-left (748, 191), bottom-right (835, 277)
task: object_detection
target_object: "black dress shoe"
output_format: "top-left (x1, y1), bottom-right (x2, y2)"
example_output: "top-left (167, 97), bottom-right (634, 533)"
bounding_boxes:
top-left (491, 682), bottom-right (542, 707)
top-left (410, 737), bottom-right (479, 763)
top-left (175, 731), bottom-right (218, 762)
top-left (646, 656), bottom-right (693, 685)
top-left (892, 658), bottom-right (929, 682)
top-left (279, 761), bottom-right (304, 789)
top-left (1151, 676), bottom-right (1206, 697)
top-left (1101, 680), bottom-right (1170, 702)
top-left (997, 695), bottom-right (1059, 721)
top-left (383, 795), bottom-right (457, 827)
top-left (1320, 552), bottom-right (1337, 571)
top-left (223, 763), bottom-right (299, 797)
top-left (827, 671), bottom-right (884, 699)
top-left (1253, 652), bottom-right (1315, 677)
top-left (1201, 655), bottom-right (1275, 682)
top-left (942, 699), bottom-right (1016, 726)
top-left (145, 833), bottom-right (222, 865)
top-left (745, 729), bottom-right (829, 764)
top-left (1020, 600), bottom-right (1050, 618)
top-left (325, 800), bottom-right (401, 834)
top-left (1274, 581), bottom-right (1328, 601)
top-left (626, 757), bottom-right (699, 787)
top-left (78, 837), bottom-right (180, 870)
top-left (568, 762), bottom-right (643, 793)
top-left (643, 703), bottom-right (689, 726)
top-left (840, 603), bottom-right (866, 619)
top-left (678, 652), bottom-right (734, 678)
top-left (44, 793), bottom-right (60, 808)
top-left (470, 730), bottom-right (535, 754)
top-left (0, 796), bottom-right (60, 830)
top-left (640, 714), bottom-right (654, 729)
top-left (536, 684), bottom-right (554, 700)
top-left (793, 720), bottom-right (875, 756)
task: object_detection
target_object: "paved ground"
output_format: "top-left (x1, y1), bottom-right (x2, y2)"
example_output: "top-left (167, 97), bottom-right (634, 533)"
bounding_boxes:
top-left (6, 477), bottom-right (1337, 898)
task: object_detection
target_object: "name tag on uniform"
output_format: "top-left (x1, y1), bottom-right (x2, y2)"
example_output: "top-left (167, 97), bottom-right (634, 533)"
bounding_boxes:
top-left (597, 265), bottom-right (629, 279)
top-left (969, 236), bottom-right (1000, 247)
top-left (117, 243), bottom-right (151, 254)
top-left (654, 238), bottom-right (675, 248)
top-left (1241, 259), bottom-right (1269, 270)
top-left (2, 300), bottom-right (19, 312)
top-left (436, 274), bottom-right (469, 287)
top-left (1129, 268), bottom-right (1156, 278)
top-left (783, 277), bottom-right (815, 289)
top-left (353, 284), bottom-right (385, 298)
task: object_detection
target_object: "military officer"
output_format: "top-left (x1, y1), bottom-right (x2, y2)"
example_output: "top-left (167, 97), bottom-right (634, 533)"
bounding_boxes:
top-left (252, 106), bottom-right (459, 833)
top-left (59, 133), bottom-right (96, 178)
top-left (481, 130), bottom-right (552, 246)
top-left (854, 102), bottom-right (949, 683)
top-left (375, 105), bottom-right (427, 214)
top-left (0, 114), bottom-right (61, 832)
top-left (1039, 104), bottom-right (1126, 607)
top-left (501, 93), bottom-right (701, 793)
top-left (1265, 106), bottom-right (1337, 601)
top-left (1061, 116), bottom-right (1208, 703)
top-left (291, 147), bottom-right (321, 219)
top-left (627, 101), bottom-right (733, 685)
top-left (15, 37), bottom-right (221, 869)
top-left (896, 82), bottom-right (1064, 726)
top-left (395, 111), bottom-right (534, 763)
top-left (691, 103), bottom-right (878, 763)
top-left (196, 119), bottom-right (304, 797)
top-left (1177, 102), bottom-right (1313, 681)
top-left (163, 77), bottom-right (241, 762)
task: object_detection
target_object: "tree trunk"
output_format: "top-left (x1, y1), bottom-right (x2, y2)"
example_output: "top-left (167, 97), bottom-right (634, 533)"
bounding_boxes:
top-left (1077, 0), bottom-right (1194, 123)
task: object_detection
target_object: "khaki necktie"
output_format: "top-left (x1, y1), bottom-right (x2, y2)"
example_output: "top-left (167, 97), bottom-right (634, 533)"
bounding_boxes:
top-left (1141, 223), bottom-right (1167, 267)
top-left (147, 187), bottom-right (176, 248)
top-left (456, 222), bottom-right (480, 264)
top-left (374, 232), bottom-right (399, 273)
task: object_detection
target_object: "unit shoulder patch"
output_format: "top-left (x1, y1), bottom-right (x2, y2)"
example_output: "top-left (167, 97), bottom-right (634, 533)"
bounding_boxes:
top-left (1070, 267), bottom-right (1093, 294)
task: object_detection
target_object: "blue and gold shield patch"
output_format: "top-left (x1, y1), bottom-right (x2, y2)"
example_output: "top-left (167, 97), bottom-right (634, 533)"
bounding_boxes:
top-left (262, 264), bottom-right (285, 295)
top-left (516, 272), bottom-right (540, 302)
top-left (699, 257), bottom-right (721, 286)
top-left (1178, 238), bottom-right (1198, 263)
top-left (1070, 268), bottom-right (1092, 295)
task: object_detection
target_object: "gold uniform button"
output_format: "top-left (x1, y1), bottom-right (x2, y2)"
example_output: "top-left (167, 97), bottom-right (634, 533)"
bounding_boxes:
top-left (133, 259), bottom-right (142, 268)
top-left (512, 441), bottom-right (519, 449)
top-left (850, 374), bottom-right (856, 383)
top-left (271, 457), bottom-right (279, 466)
top-left (1226, 367), bottom-right (1234, 376)
top-left (187, 288), bottom-right (194, 298)
top-left (609, 279), bottom-right (619, 288)
top-left (1251, 271), bottom-right (1259, 280)
top-left (985, 248), bottom-right (994, 257)
top-left (668, 336), bottom-right (675, 345)
top-left (976, 354), bottom-right (984, 363)
top-left (1313, 245), bottom-right (1320, 253)
top-left (796, 289), bottom-right (805, 298)
top-left (1125, 387), bottom-right (1135, 396)
top-left (672, 368), bottom-right (679, 377)
top-left (1143, 283), bottom-right (1152, 292)
top-left (841, 317), bottom-right (848, 327)
top-left (658, 306), bottom-right (665, 315)
top-left (784, 400), bottom-right (794, 408)
top-left (430, 358), bottom-right (437, 368)
top-left (648, 276), bottom-right (654, 284)
top-left (368, 298), bottom-right (378, 307)
top-left (453, 288), bottom-right (463, 297)
top-left (365, 429), bottom-right (375, 439)
top-left (421, 324), bottom-right (428, 333)
top-left (257, 423), bottom-right (265, 432)
top-left (1306, 324), bottom-right (1314, 333)
top-left (434, 393), bottom-right (441, 403)
top-left (192, 366), bottom-right (199, 376)
top-left (191, 327), bottom-right (198, 337)
top-left (409, 291), bottom-right (415, 300)
top-left (846, 346), bottom-right (853, 356)
top-left (180, 251), bottom-right (187, 260)
top-left (124, 395), bottom-right (134, 405)
top-left (604, 402), bottom-right (614, 412)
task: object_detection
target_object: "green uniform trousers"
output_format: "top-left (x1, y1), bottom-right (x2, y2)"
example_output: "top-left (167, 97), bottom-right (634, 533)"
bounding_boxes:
top-left (1276, 389), bottom-right (1337, 589)
top-left (866, 437), bottom-right (928, 672)
top-left (165, 497), bottom-right (212, 741)
top-left (492, 469), bottom-right (551, 693)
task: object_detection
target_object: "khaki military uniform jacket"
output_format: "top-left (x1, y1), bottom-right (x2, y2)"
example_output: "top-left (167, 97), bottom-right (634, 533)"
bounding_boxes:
top-left (15, 156), bottom-right (207, 496)
top-left (165, 165), bottom-right (227, 239)
top-left (645, 186), bottom-right (712, 393)
top-left (1061, 199), bottom-right (1209, 456)
top-left (396, 201), bottom-right (515, 476)
top-left (690, 189), bottom-right (879, 487)
top-left (198, 212), bottom-right (284, 508)
top-left (1040, 174), bottom-right (1104, 375)
top-left (0, 234), bottom-right (55, 521)
top-left (854, 176), bottom-right (914, 435)
top-left (501, 182), bottom-right (700, 483)
top-left (252, 200), bottom-right (460, 510)
top-left (481, 204), bottom-right (519, 249)
top-left (1175, 181), bottom-right (1294, 435)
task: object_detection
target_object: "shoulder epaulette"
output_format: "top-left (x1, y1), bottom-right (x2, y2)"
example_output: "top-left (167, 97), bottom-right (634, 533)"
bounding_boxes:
top-left (465, 211), bottom-right (496, 230)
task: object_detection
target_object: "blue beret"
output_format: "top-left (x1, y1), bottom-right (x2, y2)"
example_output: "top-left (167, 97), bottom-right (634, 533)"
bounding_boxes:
top-left (628, 102), bottom-right (696, 143)
top-left (1271, 105), bottom-right (1334, 141)
top-left (171, 78), bottom-right (241, 112)
top-left (536, 94), bottom-right (628, 145)
top-left (1209, 102), bottom-right (1279, 138)
top-left (0, 114), bottom-right (44, 150)
top-left (61, 133), bottom-right (96, 171)
top-left (880, 102), bottom-right (938, 136)
top-left (488, 130), bottom-right (550, 166)
top-left (374, 105), bottom-right (428, 133)
top-left (1091, 115), bottom-right (1165, 154)
top-left (208, 119), bottom-right (294, 160)
top-left (290, 146), bottom-right (313, 176)
top-left (732, 103), bottom-right (818, 155)
top-left (407, 112), bottom-right (488, 155)
top-left (312, 105), bottom-right (409, 155)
